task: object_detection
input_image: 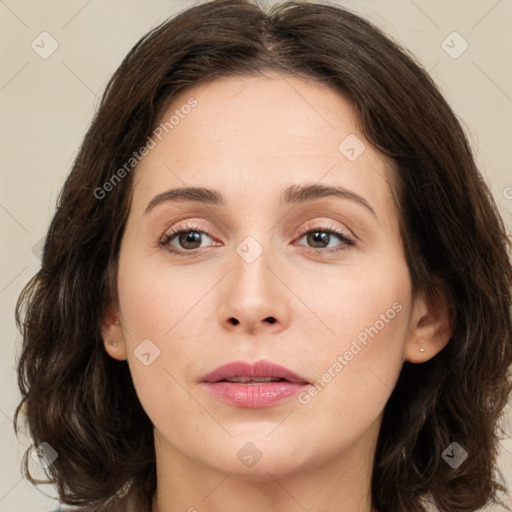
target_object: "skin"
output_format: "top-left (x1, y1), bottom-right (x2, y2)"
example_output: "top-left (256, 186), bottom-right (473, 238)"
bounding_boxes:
top-left (101, 72), bottom-right (453, 512)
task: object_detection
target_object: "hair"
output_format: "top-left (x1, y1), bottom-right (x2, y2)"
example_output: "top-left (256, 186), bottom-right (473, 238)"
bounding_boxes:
top-left (14, 0), bottom-right (512, 511)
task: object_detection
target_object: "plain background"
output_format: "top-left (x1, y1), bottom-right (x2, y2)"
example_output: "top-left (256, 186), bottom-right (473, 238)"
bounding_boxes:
top-left (1, 0), bottom-right (511, 510)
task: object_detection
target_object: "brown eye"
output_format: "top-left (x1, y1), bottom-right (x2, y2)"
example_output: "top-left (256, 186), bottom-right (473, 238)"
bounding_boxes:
top-left (296, 226), bottom-right (354, 251)
top-left (159, 223), bottom-right (216, 255)
top-left (175, 231), bottom-right (204, 250)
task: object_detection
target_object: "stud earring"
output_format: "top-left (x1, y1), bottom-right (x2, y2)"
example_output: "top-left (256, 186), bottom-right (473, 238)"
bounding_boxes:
top-left (418, 342), bottom-right (425, 353)
top-left (108, 339), bottom-right (118, 347)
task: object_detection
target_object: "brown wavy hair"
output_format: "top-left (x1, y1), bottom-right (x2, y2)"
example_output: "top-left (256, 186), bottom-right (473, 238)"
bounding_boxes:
top-left (14, 0), bottom-right (512, 511)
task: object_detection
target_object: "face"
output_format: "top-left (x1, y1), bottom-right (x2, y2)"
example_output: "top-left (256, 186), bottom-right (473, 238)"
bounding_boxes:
top-left (102, 72), bottom-right (447, 481)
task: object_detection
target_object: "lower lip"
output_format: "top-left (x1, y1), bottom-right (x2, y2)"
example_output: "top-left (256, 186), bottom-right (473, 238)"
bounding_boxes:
top-left (202, 381), bottom-right (309, 408)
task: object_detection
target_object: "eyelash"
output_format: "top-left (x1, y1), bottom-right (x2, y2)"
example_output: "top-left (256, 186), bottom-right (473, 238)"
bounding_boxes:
top-left (158, 221), bottom-right (355, 257)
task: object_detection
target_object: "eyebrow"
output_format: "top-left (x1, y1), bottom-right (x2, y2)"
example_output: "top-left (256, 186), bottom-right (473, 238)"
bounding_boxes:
top-left (143, 183), bottom-right (377, 218)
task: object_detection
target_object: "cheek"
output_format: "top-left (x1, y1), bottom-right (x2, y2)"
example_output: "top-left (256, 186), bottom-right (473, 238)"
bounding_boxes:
top-left (299, 254), bottom-right (412, 362)
top-left (115, 245), bottom-right (210, 424)
top-left (116, 245), bottom-right (200, 346)
top-left (293, 258), bottom-right (412, 425)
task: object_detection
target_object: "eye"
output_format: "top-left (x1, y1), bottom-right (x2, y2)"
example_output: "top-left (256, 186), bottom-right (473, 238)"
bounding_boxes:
top-left (158, 221), bottom-right (355, 257)
top-left (158, 222), bottom-right (216, 256)
top-left (294, 224), bottom-right (354, 253)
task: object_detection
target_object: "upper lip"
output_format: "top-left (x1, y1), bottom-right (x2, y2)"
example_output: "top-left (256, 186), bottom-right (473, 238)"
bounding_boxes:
top-left (199, 360), bottom-right (310, 384)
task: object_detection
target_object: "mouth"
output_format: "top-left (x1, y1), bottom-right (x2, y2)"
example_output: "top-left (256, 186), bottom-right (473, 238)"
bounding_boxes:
top-left (216, 376), bottom-right (287, 384)
top-left (199, 360), bottom-right (310, 408)
top-left (199, 359), bottom-right (310, 385)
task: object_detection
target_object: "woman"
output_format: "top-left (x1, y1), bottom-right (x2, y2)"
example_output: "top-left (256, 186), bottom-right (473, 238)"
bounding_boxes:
top-left (14, 0), bottom-right (512, 511)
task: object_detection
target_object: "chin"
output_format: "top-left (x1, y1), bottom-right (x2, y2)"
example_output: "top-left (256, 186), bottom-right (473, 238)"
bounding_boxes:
top-left (198, 438), bottom-right (321, 481)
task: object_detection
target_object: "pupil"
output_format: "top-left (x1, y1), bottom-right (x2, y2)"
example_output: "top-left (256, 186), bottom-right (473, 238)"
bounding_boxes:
top-left (181, 231), bottom-right (201, 249)
top-left (309, 231), bottom-right (329, 248)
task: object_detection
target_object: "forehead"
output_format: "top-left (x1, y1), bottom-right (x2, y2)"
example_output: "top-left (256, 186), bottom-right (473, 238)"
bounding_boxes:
top-left (131, 72), bottom-right (396, 223)
top-left (151, 72), bottom-right (362, 162)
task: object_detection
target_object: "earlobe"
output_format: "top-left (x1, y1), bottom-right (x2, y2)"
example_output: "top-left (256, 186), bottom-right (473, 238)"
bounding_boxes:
top-left (101, 307), bottom-right (128, 361)
top-left (404, 288), bottom-right (454, 364)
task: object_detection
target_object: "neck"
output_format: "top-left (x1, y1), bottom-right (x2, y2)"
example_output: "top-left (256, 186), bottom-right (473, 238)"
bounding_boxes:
top-left (151, 417), bottom-right (380, 512)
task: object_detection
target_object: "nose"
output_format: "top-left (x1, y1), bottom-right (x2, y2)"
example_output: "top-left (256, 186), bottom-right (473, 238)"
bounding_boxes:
top-left (217, 240), bottom-right (292, 336)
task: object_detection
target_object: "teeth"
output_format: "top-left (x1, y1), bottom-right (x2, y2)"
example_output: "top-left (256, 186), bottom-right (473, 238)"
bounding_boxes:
top-left (223, 377), bottom-right (282, 383)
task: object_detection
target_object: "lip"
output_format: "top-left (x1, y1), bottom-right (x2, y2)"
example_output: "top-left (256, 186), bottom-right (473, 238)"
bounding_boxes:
top-left (199, 360), bottom-right (310, 409)
top-left (200, 360), bottom-right (309, 384)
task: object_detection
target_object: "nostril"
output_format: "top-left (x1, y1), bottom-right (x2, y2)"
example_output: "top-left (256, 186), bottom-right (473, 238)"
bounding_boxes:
top-left (229, 318), bottom-right (239, 325)
top-left (265, 317), bottom-right (276, 324)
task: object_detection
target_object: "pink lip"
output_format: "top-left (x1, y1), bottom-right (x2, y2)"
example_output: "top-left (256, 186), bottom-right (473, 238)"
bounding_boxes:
top-left (199, 360), bottom-right (310, 409)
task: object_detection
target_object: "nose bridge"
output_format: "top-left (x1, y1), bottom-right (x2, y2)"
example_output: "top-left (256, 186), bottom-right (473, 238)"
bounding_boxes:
top-left (232, 231), bottom-right (274, 302)
top-left (229, 198), bottom-right (274, 282)
top-left (218, 228), bottom-right (291, 333)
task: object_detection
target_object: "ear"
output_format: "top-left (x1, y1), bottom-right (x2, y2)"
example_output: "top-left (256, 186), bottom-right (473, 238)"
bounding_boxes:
top-left (404, 287), bottom-right (454, 364)
top-left (101, 305), bottom-right (128, 361)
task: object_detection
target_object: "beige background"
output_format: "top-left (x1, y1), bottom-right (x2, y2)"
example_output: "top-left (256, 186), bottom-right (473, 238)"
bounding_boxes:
top-left (1, 0), bottom-right (511, 510)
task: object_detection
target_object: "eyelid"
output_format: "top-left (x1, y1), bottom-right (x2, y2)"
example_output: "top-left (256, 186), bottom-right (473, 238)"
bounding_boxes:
top-left (158, 220), bottom-right (214, 245)
top-left (292, 219), bottom-right (354, 243)
top-left (158, 218), bottom-right (355, 255)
